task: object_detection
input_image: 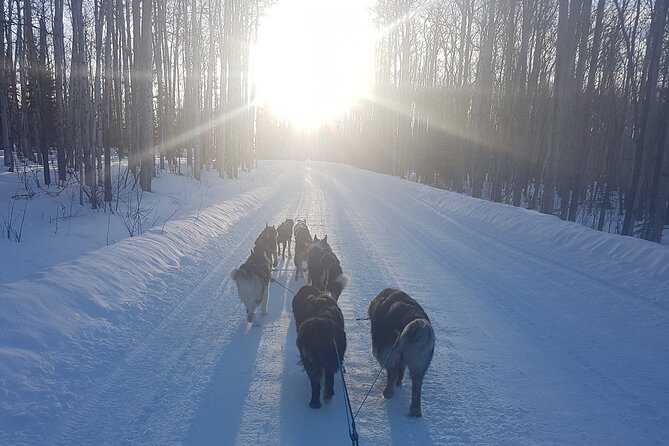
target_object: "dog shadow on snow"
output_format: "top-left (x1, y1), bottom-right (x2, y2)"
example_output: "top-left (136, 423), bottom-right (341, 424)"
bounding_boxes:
top-left (185, 259), bottom-right (292, 445)
top-left (382, 386), bottom-right (434, 445)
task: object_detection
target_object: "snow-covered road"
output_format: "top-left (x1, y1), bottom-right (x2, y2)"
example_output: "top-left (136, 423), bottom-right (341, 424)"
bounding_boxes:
top-left (2, 161), bottom-right (668, 445)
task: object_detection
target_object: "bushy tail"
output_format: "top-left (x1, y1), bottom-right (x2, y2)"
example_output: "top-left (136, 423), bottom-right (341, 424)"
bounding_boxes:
top-left (398, 319), bottom-right (435, 370)
top-left (334, 273), bottom-right (349, 288)
top-left (301, 260), bottom-right (311, 285)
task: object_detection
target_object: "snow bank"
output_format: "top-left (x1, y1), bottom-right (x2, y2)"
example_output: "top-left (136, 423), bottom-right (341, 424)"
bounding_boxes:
top-left (336, 163), bottom-right (669, 304)
top-left (0, 182), bottom-right (277, 439)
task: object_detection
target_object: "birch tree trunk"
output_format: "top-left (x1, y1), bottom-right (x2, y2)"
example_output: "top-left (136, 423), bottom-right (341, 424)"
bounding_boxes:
top-left (53, 0), bottom-right (66, 182)
top-left (138, 0), bottom-right (153, 192)
top-left (104, 0), bottom-right (113, 202)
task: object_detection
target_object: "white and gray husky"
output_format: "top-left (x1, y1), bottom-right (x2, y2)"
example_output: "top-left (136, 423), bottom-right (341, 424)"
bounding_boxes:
top-left (368, 288), bottom-right (435, 417)
top-left (230, 247), bottom-right (272, 324)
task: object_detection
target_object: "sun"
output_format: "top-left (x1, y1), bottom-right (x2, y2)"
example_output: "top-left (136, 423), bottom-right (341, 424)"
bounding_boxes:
top-left (253, 0), bottom-right (376, 130)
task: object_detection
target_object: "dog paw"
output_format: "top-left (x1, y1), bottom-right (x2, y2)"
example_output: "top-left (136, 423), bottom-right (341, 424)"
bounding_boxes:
top-left (309, 400), bottom-right (321, 409)
top-left (323, 391), bottom-right (334, 401)
top-left (409, 404), bottom-right (423, 418)
top-left (382, 388), bottom-right (395, 399)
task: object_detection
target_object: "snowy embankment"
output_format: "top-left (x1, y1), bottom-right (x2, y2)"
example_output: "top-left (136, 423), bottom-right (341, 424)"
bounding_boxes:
top-left (365, 168), bottom-right (669, 306)
top-left (1, 161), bottom-right (668, 445)
top-left (0, 164), bottom-right (298, 443)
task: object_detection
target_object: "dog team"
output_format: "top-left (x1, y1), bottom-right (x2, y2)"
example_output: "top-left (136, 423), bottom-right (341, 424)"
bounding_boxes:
top-left (231, 218), bottom-right (435, 418)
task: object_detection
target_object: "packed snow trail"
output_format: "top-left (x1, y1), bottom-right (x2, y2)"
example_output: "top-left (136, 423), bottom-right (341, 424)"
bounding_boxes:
top-left (1, 161), bottom-right (668, 445)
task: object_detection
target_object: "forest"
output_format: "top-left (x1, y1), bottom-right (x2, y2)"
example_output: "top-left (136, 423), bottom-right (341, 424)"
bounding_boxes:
top-left (1, 0), bottom-right (668, 242)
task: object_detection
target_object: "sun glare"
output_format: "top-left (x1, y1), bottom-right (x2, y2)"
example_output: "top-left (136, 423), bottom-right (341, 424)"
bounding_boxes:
top-left (253, 0), bottom-right (376, 130)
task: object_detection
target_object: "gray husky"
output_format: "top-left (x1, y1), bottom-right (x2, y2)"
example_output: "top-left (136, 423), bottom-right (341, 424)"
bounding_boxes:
top-left (255, 224), bottom-right (278, 267)
top-left (277, 218), bottom-right (294, 258)
top-left (230, 247), bottom-right (272, 324)
top-left (293, 220), bottom-right (312, 282)
top-left (368, 288), bottom-right (435, 417)
top-left (306, 235), bottom-right (348, 300)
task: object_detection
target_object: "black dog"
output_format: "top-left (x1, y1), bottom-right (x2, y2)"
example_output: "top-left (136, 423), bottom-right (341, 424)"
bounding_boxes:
top-left (276, 218), bottom-right (294, 258)
top-left (292, 286), bottom-right (347, 409)
top-left (306, 235), bottom-right (348, 300)
top-left (254, 224), bottom-right (278, 267)
top-left (293, 220), bottom-right (312, 281)
top-left (368, 288), bottom-right (435, 417)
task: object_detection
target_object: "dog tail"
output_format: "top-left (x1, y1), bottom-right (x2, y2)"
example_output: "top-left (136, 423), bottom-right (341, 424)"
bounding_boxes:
top-left (398, 319), bottom-right (435, 371)
top-left (399, 319), bottom-right (434, 347)
top-left (326, 273), bottom-right (349, 300)
top-left (301, 260), bottom-right (311, 285)
top-left (333, 273), bottom-right (349, 288)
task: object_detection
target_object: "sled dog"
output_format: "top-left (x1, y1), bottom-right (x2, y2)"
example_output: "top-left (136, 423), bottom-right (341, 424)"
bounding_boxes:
top-left (254, 224), bottom-right (278, 267)
top-left (306, 235), bottom-right (348, 300)
top-left (230, 247), bottom-right (272, 324)
top-left (368, 288), bottom-right (435, 417)
top-left (293, 219), bottom-right (312, 282)
top-left (277, 218), bottom-right (294, 258)
top-left (292, 286), bottom-right (347, 409)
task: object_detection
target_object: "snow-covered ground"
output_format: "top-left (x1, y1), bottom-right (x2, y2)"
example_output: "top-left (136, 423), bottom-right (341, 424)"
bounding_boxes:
top-left (1, 161), bottom-right (668, 445)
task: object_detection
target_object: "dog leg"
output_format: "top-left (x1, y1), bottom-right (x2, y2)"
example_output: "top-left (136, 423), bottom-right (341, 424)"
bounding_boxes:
top-left (396, 360), bottom-right (406, 386)
top-left (261, 286), bottom-right (269, 315)
top-left (383, 368), bottom-right (398, 399)
top-left (309, 369), bottom-right (322, 409)
top-left (323, 369), bottom-right (335, 401)
top-left (408, 371), bottom-right (425, 417)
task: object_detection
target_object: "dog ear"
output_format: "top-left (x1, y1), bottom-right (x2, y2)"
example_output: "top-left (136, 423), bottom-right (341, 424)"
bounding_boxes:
top-left (323, 235), bottom-right (328, 242)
